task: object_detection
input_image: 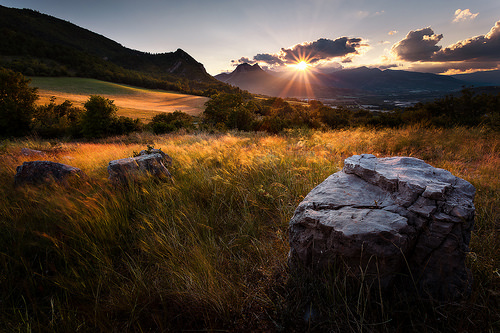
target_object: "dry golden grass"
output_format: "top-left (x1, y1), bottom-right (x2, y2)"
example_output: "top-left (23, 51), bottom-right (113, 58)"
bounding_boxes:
top-left (31, 77), bottom-right (209, 121)
top-left (0, 127), bottom-right (498, 332)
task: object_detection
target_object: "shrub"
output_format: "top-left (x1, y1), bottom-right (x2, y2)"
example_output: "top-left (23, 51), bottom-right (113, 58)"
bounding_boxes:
top-left (81, 95), bottom-right (118, 138)
top-left (0, 68), bottom-right (38, 137)
top-left (32, 98), bottom-right (83, 137)
top-left (150, 110), bottom-right (193, 134)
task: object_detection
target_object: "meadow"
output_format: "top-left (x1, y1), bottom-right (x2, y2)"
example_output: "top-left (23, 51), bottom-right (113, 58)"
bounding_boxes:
top-left (0, 127), bottom-right (498, 332)
top-left (30, 77), bottom-right (209, 121)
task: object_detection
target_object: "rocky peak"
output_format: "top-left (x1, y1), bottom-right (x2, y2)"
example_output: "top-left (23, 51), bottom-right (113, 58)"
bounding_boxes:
top-left (234, 63), bottom-right (263, 73)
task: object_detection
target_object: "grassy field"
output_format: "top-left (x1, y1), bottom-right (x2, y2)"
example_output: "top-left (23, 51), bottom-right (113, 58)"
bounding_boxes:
top-left (30, 77), bottom-right (209, 121)
top-left (0, 127), bottom-right (499, 332)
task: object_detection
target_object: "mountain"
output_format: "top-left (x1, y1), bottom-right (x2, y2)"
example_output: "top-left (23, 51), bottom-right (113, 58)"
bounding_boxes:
top-left (216, 63), bottom-right (354, 97)
top-left (319, 67), bottom-right (466, 92)
top-left (451, 70), bottom-right (500, 86)
top-left (0, 5), bottom-right (226, 94)
top-left (216, 64), bottom-right (468, 98)
top-left (215, 63), bottom-right (284, 95)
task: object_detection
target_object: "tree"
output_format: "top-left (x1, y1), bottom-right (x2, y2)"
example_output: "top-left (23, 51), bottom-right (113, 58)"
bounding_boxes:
top-left (150, 110), bottom-right (193, 134)
top-left (202, 93), bottom-right (243, 127)
top-left (32, 97), bottom-right (83, 137)
top-left (0, 68), bottom-right (38, 137)
top-left (81, 95), bottom-right (118, 138)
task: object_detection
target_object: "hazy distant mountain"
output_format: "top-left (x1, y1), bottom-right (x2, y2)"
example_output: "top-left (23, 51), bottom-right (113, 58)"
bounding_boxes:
top-left (215, 63), bottom-right (286, 96)
top-left (216, 63), bottom-right (355, 97)
top-left (0, 5), bottom-right (222, 91)
top-left (216, 64), bottom-right (469, 98)
top-left (451, 70), bottom-right (500, 86)
top-left (319, 67), bottom-right (466, 92)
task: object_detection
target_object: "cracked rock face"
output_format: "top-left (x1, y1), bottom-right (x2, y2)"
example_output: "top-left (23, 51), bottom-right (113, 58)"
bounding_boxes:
top-left (289, 154), bottom-right (475, 299)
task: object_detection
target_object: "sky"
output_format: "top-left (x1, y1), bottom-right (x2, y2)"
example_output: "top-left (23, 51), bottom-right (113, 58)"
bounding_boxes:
top-left (1, 0), bottom-right (500, 76)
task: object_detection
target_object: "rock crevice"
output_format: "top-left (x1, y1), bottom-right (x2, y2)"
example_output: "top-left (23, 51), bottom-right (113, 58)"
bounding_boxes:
top-left (289, 154), bottom-right (475, 300)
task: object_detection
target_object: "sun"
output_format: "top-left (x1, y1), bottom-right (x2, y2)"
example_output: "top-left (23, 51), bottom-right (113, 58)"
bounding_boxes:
top-left (295, 61), bottom-right (309, 71)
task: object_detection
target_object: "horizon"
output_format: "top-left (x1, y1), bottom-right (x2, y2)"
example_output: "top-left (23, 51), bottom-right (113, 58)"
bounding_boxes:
top-left (1, 0), bottom-right (499, 76)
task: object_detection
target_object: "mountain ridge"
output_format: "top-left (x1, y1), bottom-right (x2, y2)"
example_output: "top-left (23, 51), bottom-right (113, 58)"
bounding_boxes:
top-left (0, 5), bottom-right (232, 95)
top-left (216, 63), bottom-right (473, 98)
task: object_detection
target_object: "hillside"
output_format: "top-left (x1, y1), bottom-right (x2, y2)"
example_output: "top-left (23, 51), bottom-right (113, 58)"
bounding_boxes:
top-left (0, 5), bottom-right (236, 96)
top-left (31, 77), bottom-right (209, 121)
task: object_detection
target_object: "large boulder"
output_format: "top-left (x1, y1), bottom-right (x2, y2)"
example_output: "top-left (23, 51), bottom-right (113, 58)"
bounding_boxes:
top-left (108, 153), bottom-right (172, 183)
top-left (289, 154), bottom-right (475, 300)
top-left (15, 161), bottom-right (83, 186)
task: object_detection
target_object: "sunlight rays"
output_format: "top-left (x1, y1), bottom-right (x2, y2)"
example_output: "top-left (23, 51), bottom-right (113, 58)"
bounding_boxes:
top-left (279, 49), bottom-right (320, 99)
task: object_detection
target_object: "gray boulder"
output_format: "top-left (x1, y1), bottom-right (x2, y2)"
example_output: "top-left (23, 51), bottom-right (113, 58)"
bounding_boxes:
top-left (15, 161), bottom-right (83, 186)
top-left (108, 153), bottom-right (172, 183)
top-left (289, 154), bottom-right (475, 300)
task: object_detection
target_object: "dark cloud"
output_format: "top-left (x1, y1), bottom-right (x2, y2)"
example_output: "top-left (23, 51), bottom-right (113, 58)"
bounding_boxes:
top-left (280, 37), bottom-right (364, 64)
top-left (391, 27), bottom-right (443, 61)
top-left (390, 20), bottom-right (500, 73)
top-left (233, 37), bottom-right (366, 69)
top-left (254, 53), bottom-right (285, 65)
top-left (232, 57), bottom-right (256, 65)
top-left (377, 64), bottom-right (400, 70)
top-left (431, 20), bottom-right (500, 62)
top-left (408, 61), bottom-right (500, 74)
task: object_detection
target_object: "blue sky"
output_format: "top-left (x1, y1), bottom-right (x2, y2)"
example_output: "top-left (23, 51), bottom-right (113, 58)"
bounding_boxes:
top-left (1, 0), bottom-right (500, 75)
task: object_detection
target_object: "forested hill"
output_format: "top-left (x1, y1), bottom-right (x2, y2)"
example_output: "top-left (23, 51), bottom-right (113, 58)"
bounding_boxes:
top-left (0, 5), bottom-right (239, 96)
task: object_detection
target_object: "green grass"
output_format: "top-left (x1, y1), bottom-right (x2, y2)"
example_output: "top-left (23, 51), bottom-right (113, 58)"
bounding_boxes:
top-left (30, 77), bottom-right (143, 96)
top-left (0, 127), bottom-right (498, 331)
top-left (29, 77), bottom-right (209, 121)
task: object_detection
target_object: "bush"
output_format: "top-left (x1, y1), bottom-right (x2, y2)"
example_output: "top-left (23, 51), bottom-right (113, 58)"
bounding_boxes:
top-left (150, 110), bottom-right (193, 134)
top-left (0, 68), bottom-right (38, 137)
top-left (81, 95), bottom-right (118, 138)
top-left (32, 98), bottom-right (83, 137)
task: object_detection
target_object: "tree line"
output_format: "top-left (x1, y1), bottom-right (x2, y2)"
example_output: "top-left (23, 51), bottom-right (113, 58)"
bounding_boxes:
top-left (1, 68), bottom-right (499, 139)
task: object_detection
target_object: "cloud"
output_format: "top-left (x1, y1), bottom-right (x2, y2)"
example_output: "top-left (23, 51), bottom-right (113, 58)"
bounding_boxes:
top-left (233, 37), bottom-right (367, 70)
top-left (388, 30), bottom-right (398, 36)
top-left (407, 61), bottom-right (499, 74)
top-left (280, 37), bottom-right (365, 64)
top-left (391, 27), bottom-right (443, 61)
top-left (377, 64), bottom-right (401, 70)
top-left (232, 57), bottom-right (255, 65)
top-left (254, 53), bottom-right (285, 66)
top-left (453, 9), bottom-right (479, 23)
top-left (389, 20), bottom-right (500, 73)
top-left (431, 20), bottom-right (500, 62)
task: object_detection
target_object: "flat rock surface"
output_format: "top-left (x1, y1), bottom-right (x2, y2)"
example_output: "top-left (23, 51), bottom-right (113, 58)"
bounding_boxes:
top-left (289, 154), bottom-right (475, 299)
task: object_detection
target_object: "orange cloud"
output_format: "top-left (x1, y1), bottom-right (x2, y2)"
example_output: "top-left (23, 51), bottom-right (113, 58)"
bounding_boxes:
top-left (453, 9), bottom-right (479, 23)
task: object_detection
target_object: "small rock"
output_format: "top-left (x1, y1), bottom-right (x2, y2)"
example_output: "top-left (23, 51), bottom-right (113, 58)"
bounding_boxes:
top-left (139, 148), bottom-right (172, 165)
top-left (108, 153), bottom-right (172, 184)
top-left (21, 148), bottom-right (46, 156)
top-left (15, 161), bottom-right (83, 186)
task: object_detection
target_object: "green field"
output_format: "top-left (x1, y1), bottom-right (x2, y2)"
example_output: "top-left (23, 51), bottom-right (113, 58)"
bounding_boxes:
top-left (30, 77), bottom-right (209, 121)
top-left (0, 127), bottom-right (499, 331)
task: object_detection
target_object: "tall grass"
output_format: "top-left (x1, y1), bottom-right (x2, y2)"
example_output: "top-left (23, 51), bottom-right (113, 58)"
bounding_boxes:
top-left (0, 126), bottom-right (498, 331)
